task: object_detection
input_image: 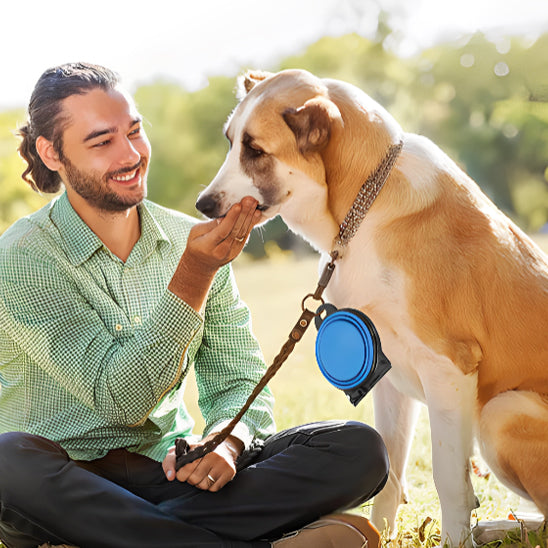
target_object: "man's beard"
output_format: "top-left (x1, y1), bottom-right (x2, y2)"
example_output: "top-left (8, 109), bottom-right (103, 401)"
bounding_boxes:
top-left (62, 157), bottom-right (147, 212)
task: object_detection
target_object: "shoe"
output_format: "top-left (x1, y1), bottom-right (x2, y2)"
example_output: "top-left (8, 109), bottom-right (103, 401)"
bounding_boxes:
top-left (472, 515), bottom-right (545, 545)
top-left (37, 544), bottom-right (79, 548)
top-left (271, 513), bottom-right (381, 547)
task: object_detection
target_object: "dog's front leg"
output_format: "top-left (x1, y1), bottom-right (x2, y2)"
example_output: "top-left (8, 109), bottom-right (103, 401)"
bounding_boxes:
top-left (371, 376), bottom-right (421, 537)
top-left (423, 364), bottom-right (479, 548)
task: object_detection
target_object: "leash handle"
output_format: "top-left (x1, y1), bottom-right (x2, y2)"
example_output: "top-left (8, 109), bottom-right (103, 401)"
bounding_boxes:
top-left (175, 261), bottom-right (336, 470)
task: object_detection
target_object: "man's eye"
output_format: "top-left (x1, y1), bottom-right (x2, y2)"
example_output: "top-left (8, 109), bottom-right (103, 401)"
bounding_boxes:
top-left (92, 140), bottom-right (110, 147)
top-left (129, 127), bottom-right (141, 137)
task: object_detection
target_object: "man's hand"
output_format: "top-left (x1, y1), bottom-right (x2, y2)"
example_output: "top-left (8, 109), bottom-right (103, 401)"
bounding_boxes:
top-left (184, 196), bottom-right (261, 274)
top-left (162, 435), bottom-right (244, 492)
top-left (168, 196), bottom-right (261, 311)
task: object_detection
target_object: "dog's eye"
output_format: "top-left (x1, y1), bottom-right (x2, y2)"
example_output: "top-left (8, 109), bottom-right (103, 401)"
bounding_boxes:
top-left (242, 132), bottom-right (266, 159)
top-left (245, 142), bottom-right (265, 159)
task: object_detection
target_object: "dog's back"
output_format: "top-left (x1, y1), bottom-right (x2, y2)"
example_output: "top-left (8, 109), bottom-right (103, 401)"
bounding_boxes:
top-left (370, 133), bottom-right (548, 404)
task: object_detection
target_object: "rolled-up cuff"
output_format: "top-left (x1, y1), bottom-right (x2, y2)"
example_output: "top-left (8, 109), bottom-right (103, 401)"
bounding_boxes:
top-left (207, 420), bottom-right (253, 450)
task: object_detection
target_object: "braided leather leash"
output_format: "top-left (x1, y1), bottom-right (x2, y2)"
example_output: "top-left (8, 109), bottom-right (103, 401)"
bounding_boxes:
top-left (175, 260), bottom-right (336, 468)
top-left (175, 140), bottom-right (403, 470)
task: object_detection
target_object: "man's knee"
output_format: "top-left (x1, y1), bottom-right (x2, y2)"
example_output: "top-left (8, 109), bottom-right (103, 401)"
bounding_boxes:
top-left (310, 420), bottom-right (387, 458)
top-left (261, 420), bottom-right (389, 502)
top-left (321, 421), bottom-right (390, 499)
top-left (340, 421), bottom-right (389, 469)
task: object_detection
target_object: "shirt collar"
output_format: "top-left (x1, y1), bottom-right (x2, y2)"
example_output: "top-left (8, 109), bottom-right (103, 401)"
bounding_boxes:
top-left (130, 201), bottom-right (172, 266)
top-left (50, 192), bottom-right (172, 266)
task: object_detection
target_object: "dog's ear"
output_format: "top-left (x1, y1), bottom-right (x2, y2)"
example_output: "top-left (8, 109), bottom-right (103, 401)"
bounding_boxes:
top-left (237, 70), bottom-right (273, 98)
top-left (283, 97), bottom-right (342, 154)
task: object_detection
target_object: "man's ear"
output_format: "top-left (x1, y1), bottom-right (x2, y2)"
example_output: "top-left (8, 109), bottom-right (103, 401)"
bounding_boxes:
top-left (35, 136), bottom-right (62, 172)
top-left (282, 97), bottom-right (342, 154)
top-left (237, 70), bottom-right (273, 99)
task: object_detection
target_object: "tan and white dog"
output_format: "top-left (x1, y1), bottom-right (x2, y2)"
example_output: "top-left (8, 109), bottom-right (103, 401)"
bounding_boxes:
top-left (196, 69), bottom-right (548, 547)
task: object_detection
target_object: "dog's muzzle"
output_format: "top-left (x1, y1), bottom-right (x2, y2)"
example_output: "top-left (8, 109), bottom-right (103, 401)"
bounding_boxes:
top-left (196, 193), bottom-right (269, 219)
top-left (195, 193), bottom-right (222, 219)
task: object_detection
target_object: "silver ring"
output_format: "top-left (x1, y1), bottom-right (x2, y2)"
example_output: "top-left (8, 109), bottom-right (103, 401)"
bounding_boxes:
top-left (207, 474), bottom-right (216, 483)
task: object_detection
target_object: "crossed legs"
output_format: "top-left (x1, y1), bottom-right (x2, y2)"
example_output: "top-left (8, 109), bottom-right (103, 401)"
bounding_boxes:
top-left (0, 421), bottom-right (388, 548)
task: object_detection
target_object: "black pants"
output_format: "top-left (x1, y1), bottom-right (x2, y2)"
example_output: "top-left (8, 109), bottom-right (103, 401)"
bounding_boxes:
top-left (0, 421), bottom-right (388, 548)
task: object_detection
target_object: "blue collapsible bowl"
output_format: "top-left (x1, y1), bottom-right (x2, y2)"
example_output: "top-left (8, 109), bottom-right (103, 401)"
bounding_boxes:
top-left (315, 308), bottom-right (391, 405)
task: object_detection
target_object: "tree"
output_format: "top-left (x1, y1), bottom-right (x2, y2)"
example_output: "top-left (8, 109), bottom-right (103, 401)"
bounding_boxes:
top-left (1, 31), bottom-right (546, 241)
top-left (134, 76), bottom-right (238, 215)
top-left (0, 110), bottom-right (51, 233)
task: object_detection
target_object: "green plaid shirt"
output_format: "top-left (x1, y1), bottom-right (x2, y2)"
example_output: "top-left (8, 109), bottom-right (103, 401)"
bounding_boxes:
top-left (0, 192), bottom-right (275, 462)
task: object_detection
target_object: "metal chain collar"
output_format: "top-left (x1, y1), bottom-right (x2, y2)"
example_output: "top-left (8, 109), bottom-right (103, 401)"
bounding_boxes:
top-left (175, 139), bottom-right (404, 470)
top-left (334, 140), bottom-right (404, 251)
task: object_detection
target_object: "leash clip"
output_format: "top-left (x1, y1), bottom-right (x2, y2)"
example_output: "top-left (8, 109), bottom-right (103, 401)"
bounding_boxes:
top-left (312, 255), bottom-right (338, 300)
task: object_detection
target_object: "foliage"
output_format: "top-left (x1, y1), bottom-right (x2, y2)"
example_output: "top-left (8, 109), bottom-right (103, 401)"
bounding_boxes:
top-left (133, 76), bottom-right (238, 215)
top-left (0, 110), bottom-right (51, 233)
top-left (412, 34), bottom-right (548, 223)
top-left (0, 31), bottom-right (547, 244)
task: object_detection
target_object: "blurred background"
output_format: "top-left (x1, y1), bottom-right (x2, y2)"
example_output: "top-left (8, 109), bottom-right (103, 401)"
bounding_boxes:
top-left (1, 0), bottom-right (547, 254)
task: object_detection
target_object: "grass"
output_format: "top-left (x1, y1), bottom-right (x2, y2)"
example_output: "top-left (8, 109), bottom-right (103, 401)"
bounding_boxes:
top-left (2, 237), bottom-right (546, 548)
top-left (216, 239), bottom-right (546, 548)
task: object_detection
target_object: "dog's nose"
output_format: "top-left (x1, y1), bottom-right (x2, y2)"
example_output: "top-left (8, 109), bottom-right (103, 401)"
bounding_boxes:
top-left (195, 194), bottom-right (219, 219)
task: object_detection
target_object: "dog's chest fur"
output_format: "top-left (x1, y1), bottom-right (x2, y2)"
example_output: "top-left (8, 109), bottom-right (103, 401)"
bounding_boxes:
top-left (319, 221), bottom-right (473, 404)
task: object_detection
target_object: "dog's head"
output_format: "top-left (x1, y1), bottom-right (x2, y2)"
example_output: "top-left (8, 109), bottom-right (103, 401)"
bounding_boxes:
top-left (195, 69), bottom-right (344, 225)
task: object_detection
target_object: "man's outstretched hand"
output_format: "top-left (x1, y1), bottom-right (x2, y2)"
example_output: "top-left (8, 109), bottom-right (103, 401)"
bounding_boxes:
top-left (169, 197), bottom-right (261, 311)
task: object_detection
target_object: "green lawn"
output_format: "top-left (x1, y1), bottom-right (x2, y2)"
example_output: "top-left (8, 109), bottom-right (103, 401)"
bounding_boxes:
top-left (223, 250), bottom-right (546, 547)
top-left (2, 236), bottom-right (546, 547)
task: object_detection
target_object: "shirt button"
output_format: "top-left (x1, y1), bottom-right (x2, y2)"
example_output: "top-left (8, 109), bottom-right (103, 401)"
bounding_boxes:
top-left (133, 315), bottom-right (141, 324)
top-left (115, 324), bottom-right (123, 331)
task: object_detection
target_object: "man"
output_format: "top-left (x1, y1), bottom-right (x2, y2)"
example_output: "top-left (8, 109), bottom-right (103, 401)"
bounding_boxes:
top-left (0, 62), bottom-right (389, 548)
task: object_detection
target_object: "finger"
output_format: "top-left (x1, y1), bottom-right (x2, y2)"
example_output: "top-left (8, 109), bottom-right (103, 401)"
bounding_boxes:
top-left (207, 470), bottom-right (233, 492)
top-left (175, 458), bottom-right (202, 483)
top-left (187, 206), bottom-right (243, 250)
top-left (162, 447), bottom-right (177, 481)
top-left (186, 453), bottom-right (236, 491)
top-left (242, 208), bottom-right (262, 238)
top-left (228, 211), bottom-right (261, 254)
top-left (199, 467), bottom-right (234, 492)
top-left (230, 198), bottom-right (259, 241)
top-left (230, 212), bottom-right (256, 243)
top-left (194, 198), bottom-right (258, 249)
top-left (189, 218), bottom-right (223, 239)
top-left (215, 198), bottom-right (258, 244)
top-left (212, 203), bottom-right (243, 243)
top-left (186, 458), bottom-right (216, 489)
top-left (199, 470), bottom-right (219, 491)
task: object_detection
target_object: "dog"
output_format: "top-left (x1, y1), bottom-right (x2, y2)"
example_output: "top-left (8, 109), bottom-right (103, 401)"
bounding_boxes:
top-left (195, 69), bottom-right (548, 547)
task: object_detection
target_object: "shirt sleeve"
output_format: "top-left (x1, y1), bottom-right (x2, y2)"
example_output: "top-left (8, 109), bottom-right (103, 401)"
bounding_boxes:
top-left (0, 247), bottom-right (203, 427)
top-left (193, 264), bottom-right (276, 446)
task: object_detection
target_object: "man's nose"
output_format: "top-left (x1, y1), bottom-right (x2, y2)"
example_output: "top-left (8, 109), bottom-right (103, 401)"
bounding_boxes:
top-left (118, 137), bottom-right (142, 165)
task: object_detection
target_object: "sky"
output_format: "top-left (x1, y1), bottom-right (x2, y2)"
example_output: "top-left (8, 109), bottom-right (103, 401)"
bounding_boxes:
top-left (1, 0), bottom-right (548, 110)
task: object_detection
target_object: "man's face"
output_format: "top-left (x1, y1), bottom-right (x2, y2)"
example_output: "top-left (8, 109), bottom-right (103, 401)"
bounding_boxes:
top-left (56, 86), bottom-right (151, 212)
